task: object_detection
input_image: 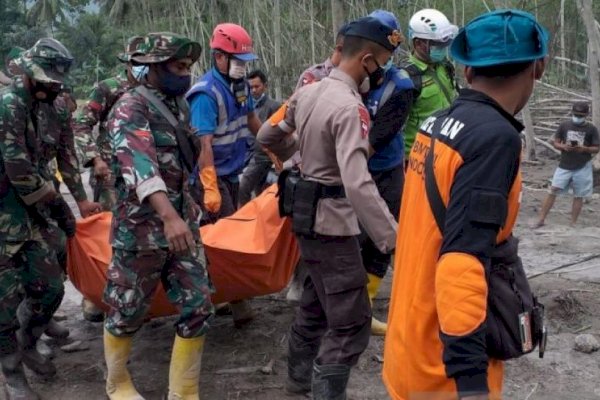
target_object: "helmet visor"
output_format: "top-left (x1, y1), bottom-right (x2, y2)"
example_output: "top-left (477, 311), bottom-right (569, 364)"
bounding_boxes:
top-left (435, 24), bottom-right (459, 43)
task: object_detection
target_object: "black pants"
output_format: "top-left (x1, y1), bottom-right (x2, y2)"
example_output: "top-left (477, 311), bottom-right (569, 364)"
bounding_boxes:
top-left (200, 175), bottom-right (239, 226)
top-left (359, 164), bottom-right (404, 278)
top-left (290, 234), bottom-right (371, 366)
top-left (239, 158), bottom-right (271, 207)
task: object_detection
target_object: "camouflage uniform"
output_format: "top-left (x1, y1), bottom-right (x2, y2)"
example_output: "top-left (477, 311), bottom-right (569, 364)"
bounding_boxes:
top-left (73, 37), bottom-right (143, 210)
top-left (103, 33), bottom-right (213, 339)
top-left (0, 47), bottom-right (25, 87)
top-left (0, 38), bottom-right (80, 398)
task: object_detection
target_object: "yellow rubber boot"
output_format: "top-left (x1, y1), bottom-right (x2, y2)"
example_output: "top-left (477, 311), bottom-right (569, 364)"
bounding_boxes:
top-left (103, 328), bottom-right (145, 400)
top-left (367, 273), bottom-right (388, 336)
top-left (167, 335), bottom-right (205, 400)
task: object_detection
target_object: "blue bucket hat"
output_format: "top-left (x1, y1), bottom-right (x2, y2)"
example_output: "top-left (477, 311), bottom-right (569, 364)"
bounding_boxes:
top-left (450, 9), bottom-right (549, 67)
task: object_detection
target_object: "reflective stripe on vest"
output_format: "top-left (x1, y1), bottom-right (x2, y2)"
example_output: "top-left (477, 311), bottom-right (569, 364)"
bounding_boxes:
top-left (187, 70), bottom-right (252, 176)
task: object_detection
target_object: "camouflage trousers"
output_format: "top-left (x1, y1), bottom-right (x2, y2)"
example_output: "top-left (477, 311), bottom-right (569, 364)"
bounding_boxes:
top-left (89, 172), bottom-right (116, 211)
top-left (0, 226), bottom-right (65, 355)
top-left (103, 244), bottom-right (214, 338)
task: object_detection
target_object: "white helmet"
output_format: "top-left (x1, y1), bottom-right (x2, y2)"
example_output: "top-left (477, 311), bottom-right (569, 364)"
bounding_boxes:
top-left (409, 9), bottom-right (458, 43)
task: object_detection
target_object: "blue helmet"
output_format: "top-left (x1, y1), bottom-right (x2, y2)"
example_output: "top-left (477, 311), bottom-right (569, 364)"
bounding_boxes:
top-left (368, 9), bottom-right (400, 31)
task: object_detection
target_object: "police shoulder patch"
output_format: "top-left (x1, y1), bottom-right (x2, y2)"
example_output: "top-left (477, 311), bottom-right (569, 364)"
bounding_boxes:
top-left (302, 72), bottom-right (316, 86)
top-left (358, 104), bottom-right (370, 139)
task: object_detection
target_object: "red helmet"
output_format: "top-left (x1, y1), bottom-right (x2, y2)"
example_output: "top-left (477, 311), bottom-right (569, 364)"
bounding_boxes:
top-left (210, 23), bottom-right (257, 61)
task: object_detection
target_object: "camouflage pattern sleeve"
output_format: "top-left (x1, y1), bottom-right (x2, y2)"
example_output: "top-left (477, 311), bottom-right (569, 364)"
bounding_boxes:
top-left (108, 94), bottom-right (168, 203)
top-left (73, 82), bottom-right (110, 167)
top-left (55, 101), bottom-right (87, 202)
top-left (0, 92), bottom-right (54, 205)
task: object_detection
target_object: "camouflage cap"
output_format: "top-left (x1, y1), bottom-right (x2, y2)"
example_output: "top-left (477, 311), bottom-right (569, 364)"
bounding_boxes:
top-left (130, 32), bottom-right (202, 65)
top-left (117, 35), bottom-right (145, 63)
top-left (14, 38), bottom-right (73, 83)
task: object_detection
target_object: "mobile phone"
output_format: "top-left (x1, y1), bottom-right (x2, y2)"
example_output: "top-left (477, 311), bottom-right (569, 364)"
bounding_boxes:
top-left (570, 140), bottom-right (578, 146)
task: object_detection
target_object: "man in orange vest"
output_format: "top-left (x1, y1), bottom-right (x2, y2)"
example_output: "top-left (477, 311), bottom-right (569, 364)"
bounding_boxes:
top-left (383, 10), bottom-right (548, 400)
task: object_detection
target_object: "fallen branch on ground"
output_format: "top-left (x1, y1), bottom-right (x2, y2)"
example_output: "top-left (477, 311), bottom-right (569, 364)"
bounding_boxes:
top-left (574, 325), bottom-right (592, 333)
top-left (528, 253), bottom-right (600, 280)
top-left (534, 137), bottom-right (560, 155)
top-left (538, 82), bottom-right (592, 100)
top-left (214, 359), bottom-right (276, 375)
top-left (525, 382), bottom-right (539, 400)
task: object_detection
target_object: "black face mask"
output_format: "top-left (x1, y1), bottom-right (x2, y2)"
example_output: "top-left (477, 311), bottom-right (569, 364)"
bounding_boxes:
top-left (33, 81), bottom-right (61, 103)
top-left (156, 63), bottom-right (191, 97)
top-left (364, 58), bottom-right (385, 91)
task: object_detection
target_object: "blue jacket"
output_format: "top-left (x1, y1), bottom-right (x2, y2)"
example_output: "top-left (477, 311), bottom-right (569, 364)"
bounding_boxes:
top-left (187, 68), bottom-right (254, 177)
top-left (366, 67), bottom-right (414, 172)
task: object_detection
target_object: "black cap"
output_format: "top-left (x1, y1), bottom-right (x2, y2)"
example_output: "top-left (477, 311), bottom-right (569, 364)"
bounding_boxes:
top-left (337, 23), bottom-right (349, 37)
top-left (573, 101), bottom-right (590, 116)
top-left (344, 16), bottom-right (401, 52)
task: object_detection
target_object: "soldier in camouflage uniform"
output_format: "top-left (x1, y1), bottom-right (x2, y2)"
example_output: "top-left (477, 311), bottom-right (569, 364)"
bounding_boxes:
top-left (72, 36), bottom-right (145, 323)
top-left (103, 33), bottom-right (212, 400)
top-left (0, 38), bottom-right (101, 400)
top-left (73, 35), bottom-right (145, 212)
top-left (0, 47), bottom-right (25, 86)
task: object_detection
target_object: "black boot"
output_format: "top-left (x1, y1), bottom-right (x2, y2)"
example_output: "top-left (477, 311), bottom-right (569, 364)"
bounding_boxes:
top-left (1, 352), bottom-right (41, 400)
top-left (311, 363), bottom-right (351, 400)
top-left (16, 302), bottom-right (56, 377)
top-left (285, 329), bottom-right (320, 395)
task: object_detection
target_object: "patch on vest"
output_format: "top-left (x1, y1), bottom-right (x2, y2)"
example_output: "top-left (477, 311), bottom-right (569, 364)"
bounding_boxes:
top-left (358, 105), bottom-right (370, 139)
top-left (302, 72), bottom-right (316, 86)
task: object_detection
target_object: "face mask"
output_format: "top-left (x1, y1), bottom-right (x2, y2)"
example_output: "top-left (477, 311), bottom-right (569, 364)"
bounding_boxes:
top-left (228, 58), bottom-right (247, 80)
top-left (156, 63), bottom-right (191, 97)
top-left (572, 116), bottom-right (585, 125)
top-left (132, 65), bottom-right (148, 81)
top-left (253, 93), bottom-right (265, 103)
top-left (32, 81), bottom-right (61, 103)
top-left (429, 45), bottom-right (448, 63)
top-left (382, 59), bottom-right (393, 73)
top-left (363, 57), bottom-right (385, 91)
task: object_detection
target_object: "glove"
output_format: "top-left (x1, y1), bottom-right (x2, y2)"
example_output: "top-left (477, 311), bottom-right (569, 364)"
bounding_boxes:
top-left (199, 166), bottom-right (221, 214)
top-left (47, 196), bottom-right (76, 238)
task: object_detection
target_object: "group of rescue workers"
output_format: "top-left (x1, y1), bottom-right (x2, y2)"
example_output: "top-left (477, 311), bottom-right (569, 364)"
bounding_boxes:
top-left (0, 4), bottom-right (595, 400)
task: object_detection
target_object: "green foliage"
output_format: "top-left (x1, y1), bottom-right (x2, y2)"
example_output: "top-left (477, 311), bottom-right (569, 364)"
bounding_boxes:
top-left (0, 0), bottom-right (46, 67)
top-left (55, 12), bottom-right (126, 97)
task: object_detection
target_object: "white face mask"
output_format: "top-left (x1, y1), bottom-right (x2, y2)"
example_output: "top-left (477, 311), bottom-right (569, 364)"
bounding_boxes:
top-left (228, 58), bottom-right (247, 80)
top-left (572, 116), bottom-right (585, 125)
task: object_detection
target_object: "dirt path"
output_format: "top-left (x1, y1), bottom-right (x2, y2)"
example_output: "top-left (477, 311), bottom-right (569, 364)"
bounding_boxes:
top-left (4, 159), bottom-right (600, 400)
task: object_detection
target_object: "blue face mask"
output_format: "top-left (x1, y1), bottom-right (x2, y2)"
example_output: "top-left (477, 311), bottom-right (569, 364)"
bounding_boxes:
top-left (156, 63), bottom-right (191, 97)
top-left (382, 59), bottom-right (394, 73)
top-left (429, 45), bottom-right (448, 63)
top-left (131, 65), bottom-right (148, 81)
top-left (572, 116), bottom-right (585, 125)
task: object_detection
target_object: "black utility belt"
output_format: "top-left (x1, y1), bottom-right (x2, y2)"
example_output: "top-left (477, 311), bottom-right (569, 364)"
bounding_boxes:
top-left (276, 169), bottom-right (345, 235)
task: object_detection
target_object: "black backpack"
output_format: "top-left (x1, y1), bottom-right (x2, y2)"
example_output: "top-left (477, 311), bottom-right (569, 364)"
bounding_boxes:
top-left (399, 60), bottom-right (459, 100)
top-left (425, 136), bottom-right (548, 360)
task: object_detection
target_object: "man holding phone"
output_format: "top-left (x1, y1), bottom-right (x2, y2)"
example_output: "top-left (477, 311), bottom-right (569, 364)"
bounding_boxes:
top-left (535, 101), bottom-right (599, 227)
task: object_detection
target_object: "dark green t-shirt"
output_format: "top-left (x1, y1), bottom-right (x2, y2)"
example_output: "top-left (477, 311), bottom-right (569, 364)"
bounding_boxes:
top-left (555, 120), bottom-right (600, 170)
